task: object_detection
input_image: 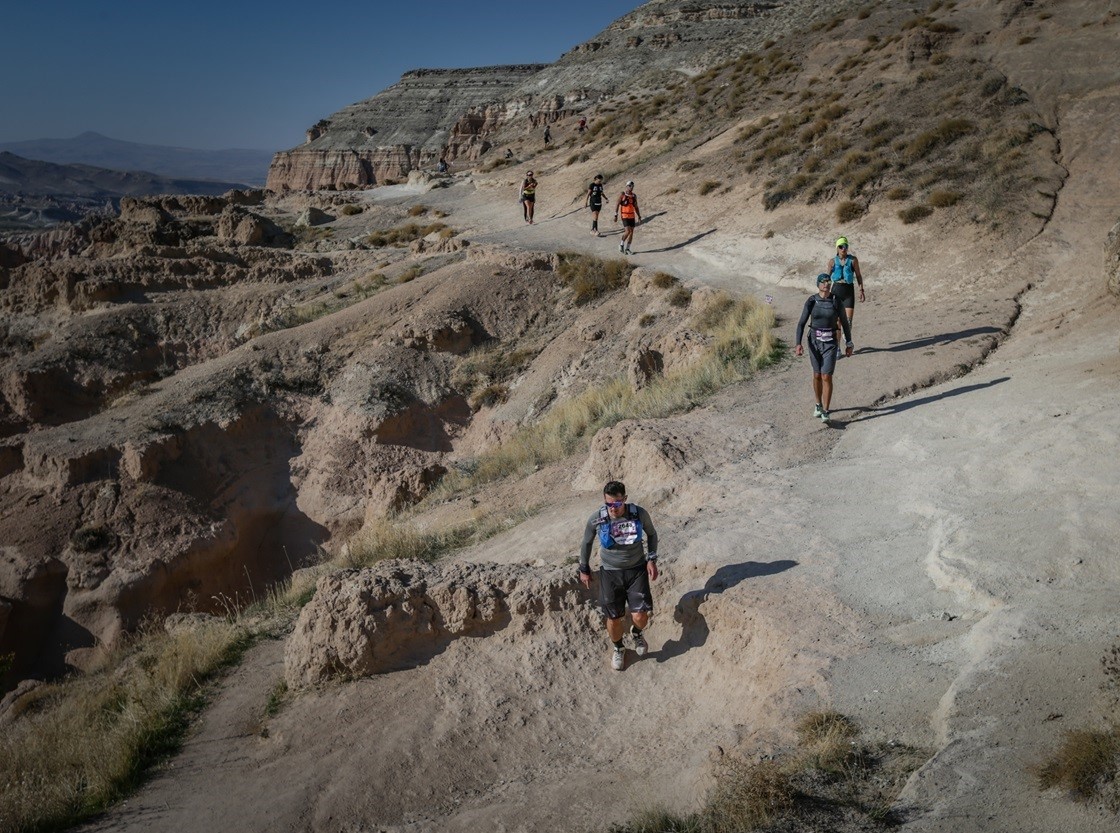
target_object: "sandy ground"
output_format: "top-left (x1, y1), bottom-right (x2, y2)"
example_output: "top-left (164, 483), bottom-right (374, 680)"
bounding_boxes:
top-left (77, 67), bottom-right (1120, 833)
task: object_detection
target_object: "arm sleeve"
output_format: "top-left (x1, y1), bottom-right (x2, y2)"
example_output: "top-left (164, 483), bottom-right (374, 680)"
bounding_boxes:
top-left (579, 516), bottom-right (597, 572)
top-left (795, 296), bottom-right (813, 345)
top-left (639, 507), bottom-right (658, 557)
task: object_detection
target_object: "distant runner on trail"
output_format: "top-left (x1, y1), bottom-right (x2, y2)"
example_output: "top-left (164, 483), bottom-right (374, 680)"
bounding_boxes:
top-left (585, 174), bottom-right (605, 236)
top-left (579, 480), bottom-right (659, 671)
top-left (520, 171), bottom-right (537, 224)
top-left (543, 125), bottom-right (552, 145)
top-left (826, 236), bottom-right (865, 337)
top-left (614, 181), bottom-right (642, 255)
top-left (795, 273), bottom-right (853, 425)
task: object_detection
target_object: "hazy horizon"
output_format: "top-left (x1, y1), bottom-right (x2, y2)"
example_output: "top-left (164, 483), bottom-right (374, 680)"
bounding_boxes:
top-left (4, 0), bottom-right (640, 153)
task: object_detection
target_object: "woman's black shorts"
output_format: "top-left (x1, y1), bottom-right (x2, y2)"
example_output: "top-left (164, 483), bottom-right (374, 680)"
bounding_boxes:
top-left (599, 565), bottom-right (653, 619)
top-left (830, 281), bottom-right (855, 308)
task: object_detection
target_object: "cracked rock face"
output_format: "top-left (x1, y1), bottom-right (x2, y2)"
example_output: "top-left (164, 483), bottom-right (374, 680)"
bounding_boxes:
top-left (284, 560), bottom-right (595, 688)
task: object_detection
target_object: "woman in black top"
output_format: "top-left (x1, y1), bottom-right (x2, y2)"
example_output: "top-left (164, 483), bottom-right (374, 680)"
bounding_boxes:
top-left (585, 174), bottom-right (605, 236)
top-left (795, 273), bottom-right (853, 424)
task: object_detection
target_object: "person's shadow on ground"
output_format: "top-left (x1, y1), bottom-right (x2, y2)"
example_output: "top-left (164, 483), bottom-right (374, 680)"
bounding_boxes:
top-left (639, 227), bottom-right (717, 254)
top-left (831, 376), bottom-right (1010, 425)
top-left (655, 560), bottom-right (797, 664)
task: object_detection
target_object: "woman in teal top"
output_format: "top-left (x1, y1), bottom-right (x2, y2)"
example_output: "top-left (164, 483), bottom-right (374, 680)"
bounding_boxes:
top-left (826, 236), bottom-right (865, 335)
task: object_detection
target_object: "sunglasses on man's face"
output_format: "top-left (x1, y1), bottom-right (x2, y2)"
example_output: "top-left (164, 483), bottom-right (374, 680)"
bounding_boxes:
top-left (838, 244), bottom-right (848, 249)
top-left (605, 500), bottom-right (626, 508)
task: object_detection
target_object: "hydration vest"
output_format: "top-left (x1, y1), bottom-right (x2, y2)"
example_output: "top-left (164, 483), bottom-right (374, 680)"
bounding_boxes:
top-left (831, 254), bottom-right (855, 284)
top-left (619, 192), bottom-right (637, 219)
top-left (597, 504), bottom-right (644, 549)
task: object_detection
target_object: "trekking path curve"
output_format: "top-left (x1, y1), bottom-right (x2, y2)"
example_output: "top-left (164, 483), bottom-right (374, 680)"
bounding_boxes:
top-left (81, 105), bottom-right (1120, 833)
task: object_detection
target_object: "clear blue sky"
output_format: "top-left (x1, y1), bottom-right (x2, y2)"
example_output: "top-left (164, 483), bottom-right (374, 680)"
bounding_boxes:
top-left (3, 1), bottom-right (640, 151)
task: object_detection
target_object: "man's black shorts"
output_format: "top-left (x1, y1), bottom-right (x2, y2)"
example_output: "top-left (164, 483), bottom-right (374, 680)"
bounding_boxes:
top-left (831, 281), bottom-right (855, 308)
top-left (599, 565), bottom-right (653, 619)
top-left (621, 218), bottom-right (636, 228)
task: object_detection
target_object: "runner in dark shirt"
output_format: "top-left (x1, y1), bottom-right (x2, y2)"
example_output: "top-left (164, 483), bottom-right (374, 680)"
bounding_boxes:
top-left (795, 273), bottom-right (853, 424)
top-left (585, 174), bottom-right (605, 236)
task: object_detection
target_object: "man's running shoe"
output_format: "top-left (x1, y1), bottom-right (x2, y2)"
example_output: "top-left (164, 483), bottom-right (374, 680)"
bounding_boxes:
top-left (813, 404), bottom-right (823, 418)
top-left (631, 630), bottom-right (648, 657)
top-left (619, 242), bottom-right (625, 253)
top-left (625, 248), bottom-right (633, 255)
top-left (820, 409), bottom-right (830, 424)
top-left (611, 646), bottom-right (625, 671)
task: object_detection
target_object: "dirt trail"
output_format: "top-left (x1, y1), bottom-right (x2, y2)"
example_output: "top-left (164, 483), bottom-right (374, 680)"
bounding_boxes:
top-left (79, 91), bottom-right (1120, 833)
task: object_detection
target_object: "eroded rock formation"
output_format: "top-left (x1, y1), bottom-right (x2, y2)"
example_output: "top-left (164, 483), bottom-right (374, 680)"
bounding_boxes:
top-left (284, 559), bottom-right (595, 687)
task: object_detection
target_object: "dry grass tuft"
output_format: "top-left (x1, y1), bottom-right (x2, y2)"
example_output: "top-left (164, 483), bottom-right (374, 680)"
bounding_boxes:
top-left (366, 222), bottom-right (448, 248)
top-left (836, 200), bottom-right (864, 223)
top-left (556, 252), bottom-right (635, 304)
top-left (703, 758), bottom-right (794, 831)
top-left (1038, 729), bottom-right (1120, 801)
top-left (899, 205), bottom-right (934, 224)
top-left (452, 293), bottom-right (776, 488)
top-left (0, 622), bottom-right (248, 832)
top-left (651, 271), bottom-right (678, 289)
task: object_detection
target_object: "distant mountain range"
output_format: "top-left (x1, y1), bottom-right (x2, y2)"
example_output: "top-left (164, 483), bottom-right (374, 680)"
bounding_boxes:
top-left (0, 152), bottom-right (251, 232)
top-left (0, 132), bottom-right (273, 186)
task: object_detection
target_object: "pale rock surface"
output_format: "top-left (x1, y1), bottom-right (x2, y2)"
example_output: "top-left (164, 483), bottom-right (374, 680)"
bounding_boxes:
top-left (284, 559), bottom-right (594, 687)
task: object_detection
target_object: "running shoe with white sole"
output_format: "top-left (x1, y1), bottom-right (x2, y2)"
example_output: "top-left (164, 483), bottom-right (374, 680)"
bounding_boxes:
top-left (820, 409), bottom-right (830, 424)
top-left (631, 630), bottom-right (648, 657)
top-left (813, 404), bottom-right (823, 418)
top-left (611, 646), bottom-right (625, 671)
top-left (619, 242), bottom-right (625, 254)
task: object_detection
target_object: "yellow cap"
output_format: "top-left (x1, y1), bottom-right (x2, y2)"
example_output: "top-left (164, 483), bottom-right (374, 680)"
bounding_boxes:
top-left (835, 237), bottom-right (849, 247)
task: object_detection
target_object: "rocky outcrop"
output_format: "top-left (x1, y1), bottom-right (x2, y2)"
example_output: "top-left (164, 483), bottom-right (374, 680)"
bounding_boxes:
top-left (284, 560), bottom-right (595, 687)
top-left (266, 66), bottom-right (546, 191)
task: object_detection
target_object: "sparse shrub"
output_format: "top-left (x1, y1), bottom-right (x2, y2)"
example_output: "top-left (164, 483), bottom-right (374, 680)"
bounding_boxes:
top-left (397, 265), bottom-right (424, 283)
top-left (886, 186), bottom-right (911, 200)
top-left (764, 229), bottom-right (775, 239)
top-left (1018, 35), bottom-right (1036, 45)
top-left (899, 205), bottom-right (934, 224)
top-left (704, 758), bottom-right (794, 831)
top-left (905, 118), bottom-right (975, 161)
top-left (340, 204), bottom-right (362, 216)
top-left (71, 525), bottom-right (114, 553)
top-left (0, 620), bottom-right (248, 832)
top-left (669, 287), bottom-right (692, 307)
top-left (407, 205), bottom-right (428, 217)
top-left (651, 272), bottom-right (678, 288)
top-left (470, 383), bottom-right (509, 410)
top-left (1038, 730), bottom-right (1120, 801)
top-left (928, 189), bottom-right (962, 207)
top-left (676, 159), bottom-right (704, 172)
top-left (699, 180), bottom-right (722, 196)
top-left (556, 252), bottom-right (635, 304)
top-left (366, 222), bottom-right (448, 247)
top-left (638, 313), bottom-right (657, 328)
top-left (836, 201), bottom-right (864, 223)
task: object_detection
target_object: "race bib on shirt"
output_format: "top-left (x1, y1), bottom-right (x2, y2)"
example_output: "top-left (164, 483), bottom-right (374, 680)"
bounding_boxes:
top-left (813, 328), bottom-right (835, 342)
top-left (608, 519), bottom-right (640, 546)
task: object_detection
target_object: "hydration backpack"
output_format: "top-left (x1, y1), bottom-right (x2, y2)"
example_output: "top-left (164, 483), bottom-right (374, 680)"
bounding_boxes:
top-left (597, 504), bottom-right (644, 549)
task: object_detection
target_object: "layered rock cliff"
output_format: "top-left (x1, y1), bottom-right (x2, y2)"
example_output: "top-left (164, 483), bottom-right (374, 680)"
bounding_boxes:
top-left (266, 0), bottom-right (837, 191)
top-left (266, 65), bottom-right (546, 191)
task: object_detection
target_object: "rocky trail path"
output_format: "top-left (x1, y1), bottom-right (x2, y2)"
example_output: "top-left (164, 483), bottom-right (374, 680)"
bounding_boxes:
top-left (80, 97), bottom-right (1120, 832)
